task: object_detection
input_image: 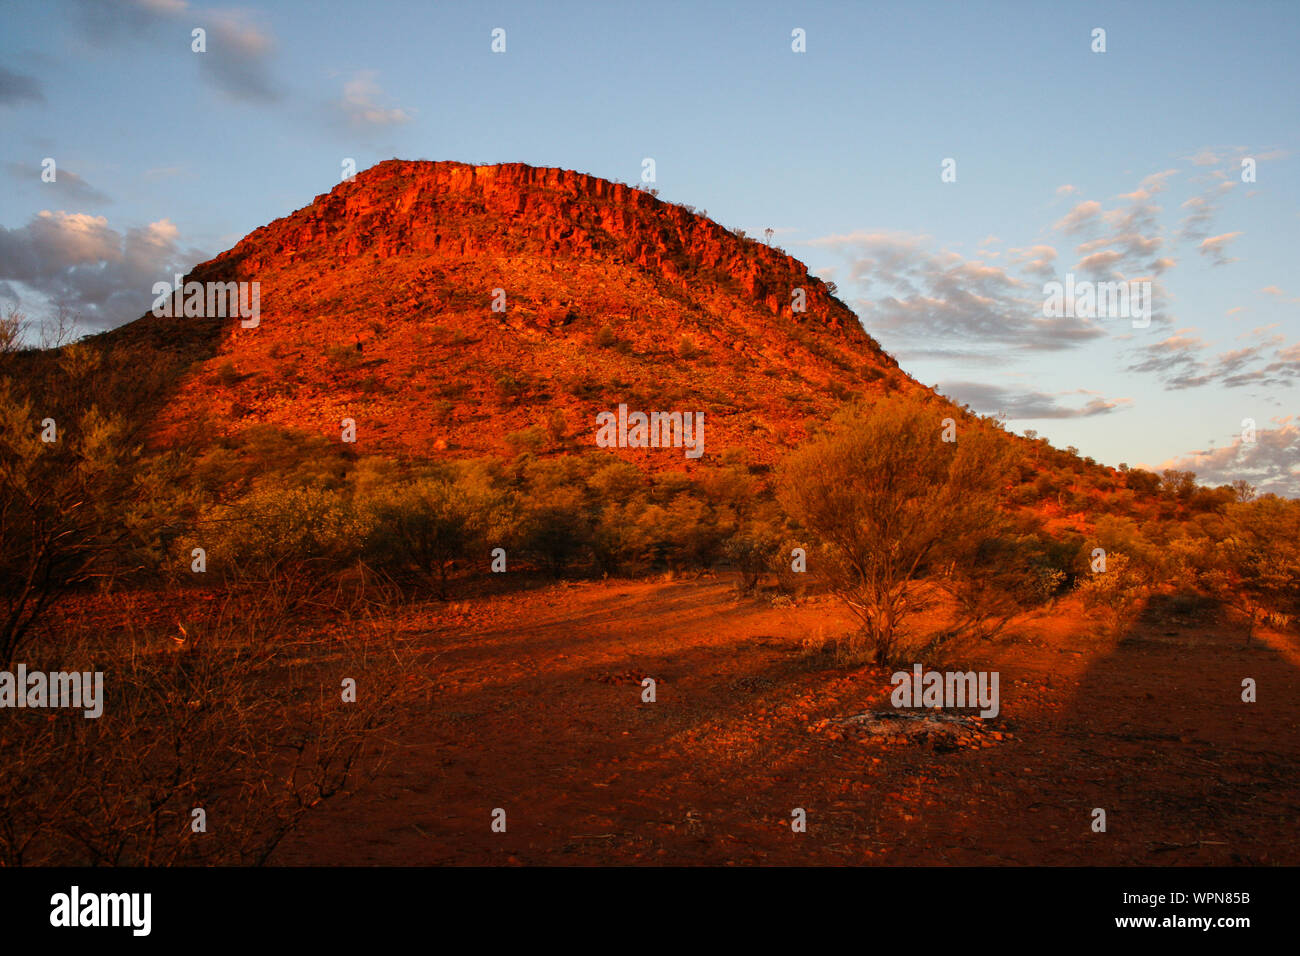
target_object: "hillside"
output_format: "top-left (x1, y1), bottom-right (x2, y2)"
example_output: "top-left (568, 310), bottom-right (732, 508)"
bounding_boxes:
top-left (114, 160), bottom-right (921, 467)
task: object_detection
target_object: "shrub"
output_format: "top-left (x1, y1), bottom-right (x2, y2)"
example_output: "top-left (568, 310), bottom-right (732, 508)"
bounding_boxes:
top-left (1075, 551), bottom-right (1151, 633)
top-left (197, 484), bottom-right (369, 580)
top-left (1126, 468), bottom-right (1161, 496)
top-left (777, 395), bottom-right (1013, 664)
top-left (545, 409), bottom-right (569, 448)
top-left (724, 523), bottom-right (784, 594)
top-left (326, 343), bottom-right (363, 368)
top-left (521, 487), bottom-right (591, 575)
top-left (215, 360), bottom-right (242, 387)
top-left (943, 530), bottom-right (1067, 639)
top-left (591, 499), bottom-right (655, 574)
top-left (505, 425), bottom-right (548, 456)
top-left (0, 379), bottom-right (142, 663)
top-left (0, 602), bottom-right (412, 865)
top-left (1173, 497), bottom-right (1300, 640)
top-left (494, 371), bottom-right (531, 398)
top-left (362, 470), bottom-right (511, 598)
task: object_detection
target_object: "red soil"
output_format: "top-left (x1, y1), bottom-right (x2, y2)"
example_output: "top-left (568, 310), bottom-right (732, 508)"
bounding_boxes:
top-left (274, 578), bottom-right (1300, 865)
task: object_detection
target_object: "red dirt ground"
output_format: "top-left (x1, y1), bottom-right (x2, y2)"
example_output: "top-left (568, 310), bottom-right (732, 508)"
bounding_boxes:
top-left (275, 578), bottom-right (1300, 866)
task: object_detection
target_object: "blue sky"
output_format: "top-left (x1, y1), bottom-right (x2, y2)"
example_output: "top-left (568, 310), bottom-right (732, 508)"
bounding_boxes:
top-left (1, 0), bottom-right (1297, 492)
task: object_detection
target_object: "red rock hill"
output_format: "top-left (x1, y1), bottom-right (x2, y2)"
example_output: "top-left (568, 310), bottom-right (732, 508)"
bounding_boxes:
top-left (124, 159), bottom-right (922, 465)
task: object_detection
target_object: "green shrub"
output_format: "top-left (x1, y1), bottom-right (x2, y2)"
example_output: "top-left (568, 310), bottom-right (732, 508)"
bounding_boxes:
top-left (724, 522), bottom-right (784, 594)
top-left (521, 487), bottom-right (591, 575)
top-left (505, 425), bottom-right (548, 455)
top-left (1075, 551), bottom-right (1151, 632)
top-left (777, 395), bottom-right (1013, 663)
top-left (214, 360), bottom-right (241, 388)
top-left (197, 484), bottom-right (369, 579)
top-left (362, 470), bottom-right (512, 597)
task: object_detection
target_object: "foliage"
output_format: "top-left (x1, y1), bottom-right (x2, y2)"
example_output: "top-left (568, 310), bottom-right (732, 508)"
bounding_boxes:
top-left (777, 394), bottom-right (1013, 663)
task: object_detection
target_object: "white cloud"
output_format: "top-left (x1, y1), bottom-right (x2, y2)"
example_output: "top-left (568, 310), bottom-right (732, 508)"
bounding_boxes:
top-left (939, 381), bottom-right (1132, 420)
top-left (0, 211), bottom-right (201, 329)
top-left (1005, 243), bottom-right (1057, 278)
top-left (806, 230), bottom-right (1105, 356)
top-left (1053, 200), bottom-right (1102, 233)
top-left (338, 71), bottom-right (413, 127)
top-left (1159, 422), bottom-right (1300, 497)
top-left (1199, 231), bottom-right (1242, 266)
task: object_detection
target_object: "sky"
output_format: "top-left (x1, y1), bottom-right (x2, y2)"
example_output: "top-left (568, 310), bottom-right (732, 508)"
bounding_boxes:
top-left (1, 0), bottom-right (1297, 493)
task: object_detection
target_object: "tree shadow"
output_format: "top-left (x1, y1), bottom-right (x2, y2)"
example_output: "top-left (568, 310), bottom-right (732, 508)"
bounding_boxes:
top-left (859, 589), bottom-right (1300, 865)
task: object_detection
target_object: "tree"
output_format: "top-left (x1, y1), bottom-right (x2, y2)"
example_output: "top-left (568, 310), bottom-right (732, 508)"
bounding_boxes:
top-left (1160, 469), bottom-right (1197, 500)
top-left (944, 527), bottom-right (1069, 639)
top-left (724, 521), bottom-right (783, 594)
top-left (1125, 468), bottom-right (1161, 496)
top-left (364, 470), bottom-right (509, 598)
top-left (1177, 497), bottom-right (1300, 641)
top-left (0, 306), bottom-right (28, 354)
top-left (0, 325), bottom-right (197, 663)
top-left (0, 305), bottom-right (81, 354)
top-left (777, 394), bottom-right (1013, 663)
top-left (0, 378), bottom-right (142, 664)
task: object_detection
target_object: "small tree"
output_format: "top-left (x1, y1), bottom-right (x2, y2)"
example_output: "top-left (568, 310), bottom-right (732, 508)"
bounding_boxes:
top-left (0, 379), bottom-right (141, 664)
top-left (777, 394), bottom-right (1013, 663)
top-left (724, 521), bottom-right (783, 594)
top-left (944, 529), bottom-right (1068, 639)
top-left (523, 505), bottom-right (590, 575)
top-left (1180, 497), bottom-right (1300, 641)
top-left (1160, 468), bottom-right (1197, 500)
top-left (364, 471), bottom-right (508, 598)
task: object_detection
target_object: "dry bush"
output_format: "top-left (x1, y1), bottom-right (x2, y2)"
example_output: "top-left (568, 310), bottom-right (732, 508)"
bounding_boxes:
top-left (363, 466), bottom-right (515, 596)
top-left (724, 522), bottom-right (784, 595)
top-left (1170, 496), bottom-right (1300, 641)
top-left (0, 378), bottom-right (141, 664)
top-left (941, 530), bottom-right (1074, 641)
top-left (1075, 552), bottom-right (1152, 634)
top-left (777, 395), bottom-right (1013, 664)
top-left (0, 584), bottom-right (418, 866)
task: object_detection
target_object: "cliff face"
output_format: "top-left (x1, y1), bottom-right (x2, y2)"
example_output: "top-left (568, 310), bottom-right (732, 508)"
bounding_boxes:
top-left (218, 161), bottom-right (862, 334)
top-left (126, 160), bottom-right (919, 466)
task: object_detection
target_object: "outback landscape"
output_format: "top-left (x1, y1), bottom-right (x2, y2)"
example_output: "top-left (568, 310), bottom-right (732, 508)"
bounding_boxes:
top-left (2, 159), bottom-right (1297, 867)
top-left (2, 5), bottom-right (1298, 909)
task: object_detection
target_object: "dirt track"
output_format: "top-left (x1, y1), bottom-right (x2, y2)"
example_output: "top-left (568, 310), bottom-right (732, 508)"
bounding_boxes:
top-left (276, 579), bottom-right (1300, 865)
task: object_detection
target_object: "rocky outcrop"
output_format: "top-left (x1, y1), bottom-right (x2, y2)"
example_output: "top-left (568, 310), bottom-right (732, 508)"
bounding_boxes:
top-left (193, 160), bottom-right (869, 343)
top-left (129, 160), bottom-right (916, 466)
